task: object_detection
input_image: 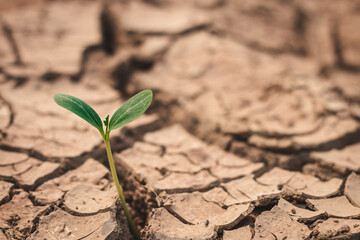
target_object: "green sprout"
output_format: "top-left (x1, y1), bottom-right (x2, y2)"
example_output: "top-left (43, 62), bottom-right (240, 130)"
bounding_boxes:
top-left (54, 90), bottom-right (153, 240)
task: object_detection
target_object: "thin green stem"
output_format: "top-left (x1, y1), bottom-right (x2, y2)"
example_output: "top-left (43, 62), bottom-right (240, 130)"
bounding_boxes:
top-left (104, 132), bottom-right (141, 240)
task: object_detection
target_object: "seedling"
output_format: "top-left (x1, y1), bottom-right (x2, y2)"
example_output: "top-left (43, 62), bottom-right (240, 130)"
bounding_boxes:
top-left (54, 90), bottom-right (153, 240)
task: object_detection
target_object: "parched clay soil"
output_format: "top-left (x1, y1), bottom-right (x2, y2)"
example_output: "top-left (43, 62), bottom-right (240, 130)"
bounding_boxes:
top-left (0, 0), bottom-right (360, 239)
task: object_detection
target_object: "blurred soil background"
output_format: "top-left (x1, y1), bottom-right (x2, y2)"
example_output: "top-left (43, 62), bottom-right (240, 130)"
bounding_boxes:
top-left (0, 0), bottom-right (360, 239)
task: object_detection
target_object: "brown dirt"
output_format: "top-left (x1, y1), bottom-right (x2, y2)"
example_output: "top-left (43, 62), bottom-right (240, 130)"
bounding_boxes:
top-left (0, 0), bottom-right (360, 239)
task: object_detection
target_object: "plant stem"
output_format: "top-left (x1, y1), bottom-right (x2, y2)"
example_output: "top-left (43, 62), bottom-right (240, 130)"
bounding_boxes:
top-left (104, 134), bottom-right (141, 240)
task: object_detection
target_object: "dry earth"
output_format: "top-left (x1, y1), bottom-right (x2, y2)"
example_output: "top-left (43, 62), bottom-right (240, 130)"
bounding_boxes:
top-left (0, 0), bottom-right (360, 239)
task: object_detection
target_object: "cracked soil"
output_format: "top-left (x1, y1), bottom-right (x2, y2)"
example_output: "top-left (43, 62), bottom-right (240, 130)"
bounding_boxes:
top-left (0, 0), bottom-right (360, 239)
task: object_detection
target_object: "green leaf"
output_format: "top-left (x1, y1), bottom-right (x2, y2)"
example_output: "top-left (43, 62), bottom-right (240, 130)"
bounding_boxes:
top-left (54, 94), bottom-right (103, 131)
top-left (103, 115), bottom-right (109, 127)
top-left (109, 90), bottom-right (153, 131)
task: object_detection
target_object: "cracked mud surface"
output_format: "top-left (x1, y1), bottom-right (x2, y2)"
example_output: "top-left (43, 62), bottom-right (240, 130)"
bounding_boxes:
top-left (1, 0), bottom-right (360, 239)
